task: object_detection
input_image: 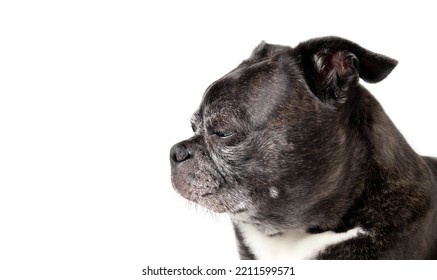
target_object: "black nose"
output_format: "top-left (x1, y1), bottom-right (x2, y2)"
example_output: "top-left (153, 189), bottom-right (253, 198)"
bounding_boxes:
top-left (170, 143), bottom-right (191, 164)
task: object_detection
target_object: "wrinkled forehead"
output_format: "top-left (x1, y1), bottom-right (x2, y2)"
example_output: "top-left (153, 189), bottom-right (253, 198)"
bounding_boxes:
top-left (191, 78), bottom-right (247, 130)
top-left (195, 59), bottom-right (293, 128)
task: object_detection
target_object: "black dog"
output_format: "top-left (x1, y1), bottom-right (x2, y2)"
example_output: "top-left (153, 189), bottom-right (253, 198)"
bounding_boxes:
top-left (170, 37), bottom-right (437, 259)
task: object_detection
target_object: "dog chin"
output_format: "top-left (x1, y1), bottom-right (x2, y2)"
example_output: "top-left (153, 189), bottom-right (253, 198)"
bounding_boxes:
top-left (171, 180), bottom-right (224, 213)
top-left (172, 171), bottom-right (251, 214)
top-left (194, 193), bottom-right (252, 214)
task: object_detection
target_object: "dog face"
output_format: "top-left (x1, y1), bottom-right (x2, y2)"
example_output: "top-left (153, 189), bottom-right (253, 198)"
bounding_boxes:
top-left (170, 37), bottom-right (397, 234)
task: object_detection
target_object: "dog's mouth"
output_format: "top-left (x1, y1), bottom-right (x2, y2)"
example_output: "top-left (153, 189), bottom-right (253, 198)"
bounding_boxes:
top-left (171, 173), bottom-right (217, 201)
top-left (171, 178), bottom-right (227, 213)
top-left (172, 179), bottom-right (251, 214)
top-left (171, 162), bottom-right (253, 214)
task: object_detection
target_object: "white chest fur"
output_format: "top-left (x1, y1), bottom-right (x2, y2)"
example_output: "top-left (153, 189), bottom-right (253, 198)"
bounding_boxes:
top-left (238, 223), bottom-right (365, 260)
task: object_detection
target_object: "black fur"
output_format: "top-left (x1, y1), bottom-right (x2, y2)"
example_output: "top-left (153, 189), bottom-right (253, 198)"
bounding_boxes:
top-left (170, 36), bottom-right (437, 259)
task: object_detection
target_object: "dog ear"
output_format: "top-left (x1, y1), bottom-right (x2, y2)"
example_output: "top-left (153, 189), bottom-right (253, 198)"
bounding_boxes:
top-left (296, 36), bottom-right (398, 102)
top-left (249, 41), bottom-right (291, 61)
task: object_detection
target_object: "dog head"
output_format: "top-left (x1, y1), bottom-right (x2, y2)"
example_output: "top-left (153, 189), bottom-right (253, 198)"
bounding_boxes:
top-left (170, 36), bottom-right (397, 234)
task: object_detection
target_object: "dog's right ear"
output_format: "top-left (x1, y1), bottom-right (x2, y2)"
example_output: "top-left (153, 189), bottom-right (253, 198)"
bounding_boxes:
top-left (295, 36), bottom-right (398, 102)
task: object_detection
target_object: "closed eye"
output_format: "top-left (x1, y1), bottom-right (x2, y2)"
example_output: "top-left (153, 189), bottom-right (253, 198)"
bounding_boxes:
top-left (214, 131), bottom-right (236, 138)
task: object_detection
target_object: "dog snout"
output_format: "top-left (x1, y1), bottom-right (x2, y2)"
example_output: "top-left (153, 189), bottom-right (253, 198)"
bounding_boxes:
top-left (170, 142), bottom-right (191, 164)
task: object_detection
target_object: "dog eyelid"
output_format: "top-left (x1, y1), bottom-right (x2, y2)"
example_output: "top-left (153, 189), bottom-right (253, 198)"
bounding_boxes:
top-left (214, 131), bottom-right (236, 138)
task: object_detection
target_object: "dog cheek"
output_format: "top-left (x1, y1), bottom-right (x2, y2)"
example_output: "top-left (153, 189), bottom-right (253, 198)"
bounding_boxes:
top-left (208, 145), bottom-right (245, 177)
top-left (243, 136), bottom-right (288, 182)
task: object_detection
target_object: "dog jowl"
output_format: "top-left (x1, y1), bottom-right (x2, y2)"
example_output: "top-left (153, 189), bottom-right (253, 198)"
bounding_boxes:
top-left (170, 36), bottom-right (437, 259)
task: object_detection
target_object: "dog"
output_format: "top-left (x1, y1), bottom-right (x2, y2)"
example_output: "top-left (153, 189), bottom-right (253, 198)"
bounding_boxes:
top-left (170, 36), bottom-right (437, 259)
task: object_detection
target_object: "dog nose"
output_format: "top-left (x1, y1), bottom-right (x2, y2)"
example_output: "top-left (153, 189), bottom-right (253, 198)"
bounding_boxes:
top-left (170, 143), bottom-right (191, 164)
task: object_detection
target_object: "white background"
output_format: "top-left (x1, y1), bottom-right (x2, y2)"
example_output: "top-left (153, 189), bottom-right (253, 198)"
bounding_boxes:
top-left (1, 0), bottom-right (437, 279)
